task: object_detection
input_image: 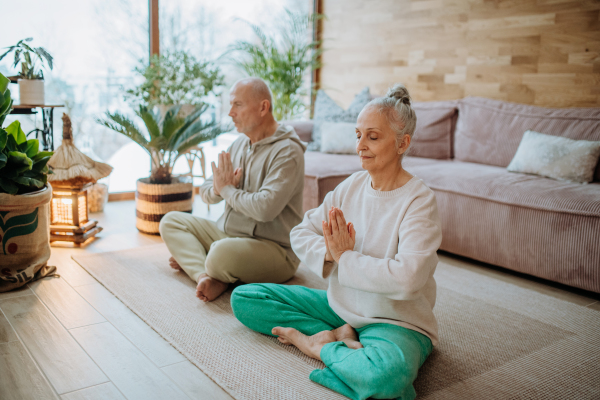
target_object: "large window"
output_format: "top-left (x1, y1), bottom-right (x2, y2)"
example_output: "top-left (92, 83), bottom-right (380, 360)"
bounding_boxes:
top-left (1, 0), bottom-right (308, 193)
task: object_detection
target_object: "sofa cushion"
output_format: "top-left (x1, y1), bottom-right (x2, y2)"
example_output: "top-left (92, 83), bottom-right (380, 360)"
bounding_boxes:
top-left (281, 120), bottom-right (313, 143)
top-left (454, 97), bottom-right (600, 181)
top-left (406, 159), bottom-right (600, 217)
top-left (409, 101), bottom-right (458, 159)
top-left (308, 87), bottom-right (371, 151)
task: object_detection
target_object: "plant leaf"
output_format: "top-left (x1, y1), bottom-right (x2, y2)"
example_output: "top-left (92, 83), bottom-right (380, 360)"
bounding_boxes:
top-left (0, 152), bottom-right (6, 169)
top-left (32, 151), bottom-right (53, 162)
top-left (0, 177), bottom-right (18, 194)
top-left (0, 128), bottom-right (7, 151)
top-left (5, 120), bottom-right (26, 145)
top-left (25, 139), bottom-right (39, 158)
top-left (31, 155), bottom-right (51, 172)
top-left (7, 151), bottom-right (33, 173)
top-left (11, 176), bottom-right (43, 188)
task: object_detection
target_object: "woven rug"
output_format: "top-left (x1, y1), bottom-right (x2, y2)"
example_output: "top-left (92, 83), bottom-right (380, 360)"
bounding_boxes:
top-left (73, 245), bottom-right (600, 400)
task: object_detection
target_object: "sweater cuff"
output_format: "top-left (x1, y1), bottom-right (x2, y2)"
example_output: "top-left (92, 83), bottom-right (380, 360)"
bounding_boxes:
top-left (219, 185), bottom-right (237, 200)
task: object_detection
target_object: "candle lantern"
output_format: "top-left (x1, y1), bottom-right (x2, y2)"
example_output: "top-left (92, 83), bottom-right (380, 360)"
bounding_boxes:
top-left (49, 183), bottom-right (102, 244)
top-left (47, 114), bottom-right (113, 246)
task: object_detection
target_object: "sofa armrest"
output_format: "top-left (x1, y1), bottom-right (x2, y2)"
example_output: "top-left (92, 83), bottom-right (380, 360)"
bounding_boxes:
top-left (281, 120), bottom-right (314, 143)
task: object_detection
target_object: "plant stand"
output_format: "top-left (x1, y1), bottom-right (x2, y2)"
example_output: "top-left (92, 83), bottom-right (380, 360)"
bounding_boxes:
top-left (11, 104), bottom-right (64, 151)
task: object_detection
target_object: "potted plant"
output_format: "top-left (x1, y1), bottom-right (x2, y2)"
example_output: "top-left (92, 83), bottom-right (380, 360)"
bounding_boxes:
top-left (0, 38), bottom-right (54, 105)
top-left (0, 72), bottom-right (56, 292)
top-left (125, 51), bottom-right (224, 118)
top-left (98, 104), bottom-right (225, 234)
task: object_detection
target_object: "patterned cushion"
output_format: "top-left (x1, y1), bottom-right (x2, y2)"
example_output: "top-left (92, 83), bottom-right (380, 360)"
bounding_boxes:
top-left (507, 130), bottom-right (600, 184)
top-left (308, 87), bottom-right (371, 151)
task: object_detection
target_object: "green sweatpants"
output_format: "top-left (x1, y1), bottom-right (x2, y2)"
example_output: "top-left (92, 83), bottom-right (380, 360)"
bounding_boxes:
top-left (231, 284), bottom-right (433, 400)
top-left (159, 212), bottom-right (297, 284)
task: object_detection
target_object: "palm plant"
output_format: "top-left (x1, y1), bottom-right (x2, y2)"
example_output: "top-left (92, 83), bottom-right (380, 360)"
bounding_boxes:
top-left (98, 105), bottom-right (225, 184)
top-left (228, 10), bottom-right (323, 120)
top-left (0, 38), bottom-right (53, 80)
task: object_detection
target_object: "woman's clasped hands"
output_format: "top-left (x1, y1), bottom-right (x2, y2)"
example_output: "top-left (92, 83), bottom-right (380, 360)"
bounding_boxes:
top-left (322, 207), bottom-right (356, 263)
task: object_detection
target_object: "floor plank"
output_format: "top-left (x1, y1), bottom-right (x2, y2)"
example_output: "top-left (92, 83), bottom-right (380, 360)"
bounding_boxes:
top-left (29, 278), bottom-right (106, 330)
top-left (0, 295), bottom-right (108, 394)
top-left (61, 383), bottom-right (125, 400)
top-left (48, 250), bottom-right (98, 288)
top-left (587, 301), bottom-right (600, 311)
top-left (74, 282), bottom-right (186, 367)
top-left (0, 341), bottom-right (60, 400)
top-left (70, 322), bottom-right (190, 400)
top-left (161, 361), bottom-right (234, 400)
top-left (0, 285), bottom-right (34, 300)
top-left (0, 311), bottom-right (18, 343)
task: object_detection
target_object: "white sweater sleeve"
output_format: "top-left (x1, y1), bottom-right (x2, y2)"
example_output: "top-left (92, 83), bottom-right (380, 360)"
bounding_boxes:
top-left (290, 191), bottom-right (337, 279)
top-left (337, 203), bottom-right (442, 301)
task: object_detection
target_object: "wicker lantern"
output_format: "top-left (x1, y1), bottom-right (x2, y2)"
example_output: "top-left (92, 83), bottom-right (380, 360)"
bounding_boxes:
top-left (47, 114), bottom-right (112, 245)
top-left (49, 183), bottom-right (102, 244)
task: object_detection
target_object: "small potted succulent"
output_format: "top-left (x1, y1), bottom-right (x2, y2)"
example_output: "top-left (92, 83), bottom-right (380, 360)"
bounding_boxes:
top-left (98, 104), bottom-right (226, 234)
top-left (0, 72), bottom-right (56, 292)
top-left (0, 37), bottom-right (54, 105)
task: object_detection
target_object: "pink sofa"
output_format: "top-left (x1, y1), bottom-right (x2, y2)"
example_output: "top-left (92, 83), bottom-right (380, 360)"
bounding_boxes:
top-left (284, 97), bottom-right (600, 293)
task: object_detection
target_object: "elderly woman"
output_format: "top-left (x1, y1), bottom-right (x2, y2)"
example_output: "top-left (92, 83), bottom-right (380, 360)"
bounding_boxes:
top-left (231, 84), bottom-right (442, 400)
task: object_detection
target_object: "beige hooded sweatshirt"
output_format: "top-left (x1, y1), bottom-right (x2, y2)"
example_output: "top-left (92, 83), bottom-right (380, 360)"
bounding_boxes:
top-left (199, 124), bottom-right (306, 264)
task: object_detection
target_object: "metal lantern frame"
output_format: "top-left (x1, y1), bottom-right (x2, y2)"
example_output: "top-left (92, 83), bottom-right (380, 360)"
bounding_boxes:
top-left (49, 183), bottom-right (102, 245)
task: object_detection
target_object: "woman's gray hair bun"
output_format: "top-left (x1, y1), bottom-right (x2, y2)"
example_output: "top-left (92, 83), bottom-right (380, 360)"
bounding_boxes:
top-left (386, 84), bottom-right (412, 106)
top-left (364, 83), bottom-right (417, 160)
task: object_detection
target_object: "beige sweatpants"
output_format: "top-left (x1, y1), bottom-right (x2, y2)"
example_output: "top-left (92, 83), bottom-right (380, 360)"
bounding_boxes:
top-left (159, 211), bottom-right (297, 284)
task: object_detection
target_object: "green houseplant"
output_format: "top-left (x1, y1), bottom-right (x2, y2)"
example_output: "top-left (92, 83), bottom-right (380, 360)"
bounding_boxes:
top-left (228, 10), bottom-right (323, 120)
top-left (0, 71), bottom-right (56, 292)
top-left (125, 51), bottom-right (224, 110)
top-left (98, 104), bottom-right (226, 234)
top-left (0, 38), bottom-right (54, 105)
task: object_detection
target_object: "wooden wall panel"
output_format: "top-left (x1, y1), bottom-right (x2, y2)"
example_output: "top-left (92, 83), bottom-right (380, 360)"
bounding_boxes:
top-left (319, 0), bottom-right (600, 108)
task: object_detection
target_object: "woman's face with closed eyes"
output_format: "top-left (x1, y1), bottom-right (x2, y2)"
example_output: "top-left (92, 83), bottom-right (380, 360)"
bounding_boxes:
top-left (355, 105), bottom-right (409, 173)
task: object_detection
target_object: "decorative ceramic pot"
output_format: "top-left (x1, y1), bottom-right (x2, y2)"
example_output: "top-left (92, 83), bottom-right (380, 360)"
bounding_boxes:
top-left (135, 176), bottom-right (194, 234)
top-left (0, 185), bottom-right (57, 292)
top-left (18, 79), bottom-right (45, 105)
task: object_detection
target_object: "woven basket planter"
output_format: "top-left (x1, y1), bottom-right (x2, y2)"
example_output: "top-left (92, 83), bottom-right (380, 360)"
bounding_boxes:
top-left (135, 177), bottom-right (194, 235)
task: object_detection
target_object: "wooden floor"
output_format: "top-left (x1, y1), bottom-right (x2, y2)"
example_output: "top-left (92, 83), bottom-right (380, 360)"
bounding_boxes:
top-left (1, 198), bottom-right (599, 400)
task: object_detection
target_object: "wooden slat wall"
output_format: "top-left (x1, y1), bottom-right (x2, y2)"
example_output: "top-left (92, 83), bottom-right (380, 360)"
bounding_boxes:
top-left (319, 0), bottom-right (600, 108)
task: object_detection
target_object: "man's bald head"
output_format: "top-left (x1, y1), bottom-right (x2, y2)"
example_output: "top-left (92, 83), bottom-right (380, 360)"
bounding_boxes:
top-left (230, 78), bottom-right (273, 113)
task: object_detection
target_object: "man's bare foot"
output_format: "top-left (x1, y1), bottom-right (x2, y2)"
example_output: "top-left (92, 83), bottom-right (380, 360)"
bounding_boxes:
top-left (196, 274), bottom-right (229, 302)
top-left (332, 324), bottom-right (363, 349)
top-left (272, 327), bottom-right (336, 361)
top-left (169, 257), bottom-right (183, 271)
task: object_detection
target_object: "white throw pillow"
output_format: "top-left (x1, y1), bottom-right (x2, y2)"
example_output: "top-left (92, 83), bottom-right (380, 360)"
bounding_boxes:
top-left (307, 87), bottom-right (371, 151)
top-left (320, 122), bottom-right (357, 155)
top-left (507, 130), bottom-right (600, 184)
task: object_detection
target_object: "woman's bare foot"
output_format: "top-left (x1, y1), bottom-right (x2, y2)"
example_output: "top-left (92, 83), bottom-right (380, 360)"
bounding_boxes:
top-left (196, 273), bottom-right (229, 302)
top-left (169, 257), bottom-right (183, 271)
top-left (332, 324), bottom-right (363, 349)
top-left (272, 327), bottom-right (336, 361)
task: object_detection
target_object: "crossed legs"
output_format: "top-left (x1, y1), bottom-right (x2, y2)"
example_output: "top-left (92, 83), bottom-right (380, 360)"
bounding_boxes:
top-left (159, 212), bottom-right (297, 302)
top-left (231, 284), bottom-right (433, 400)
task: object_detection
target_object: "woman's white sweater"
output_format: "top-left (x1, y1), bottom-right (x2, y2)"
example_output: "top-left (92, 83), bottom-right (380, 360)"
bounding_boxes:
top-left (290, 171), bottom-right (442, 345)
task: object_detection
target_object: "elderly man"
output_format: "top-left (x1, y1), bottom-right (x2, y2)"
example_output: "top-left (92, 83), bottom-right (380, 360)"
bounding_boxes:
top-left (159, 78), bottom-right (306, 302)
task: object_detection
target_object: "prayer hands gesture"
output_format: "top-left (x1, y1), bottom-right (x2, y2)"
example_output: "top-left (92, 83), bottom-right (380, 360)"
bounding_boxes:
top-left (211, 151), bottom-right (242, 196)
top-left (322, 207), bottom-right (356, 263)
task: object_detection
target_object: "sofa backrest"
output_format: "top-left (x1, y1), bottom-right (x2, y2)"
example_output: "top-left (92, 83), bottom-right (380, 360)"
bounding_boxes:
top-left (409, 101), bottom-right (458, 160)
top-left (281, 120), bottom-right (314, 143)
top-left (454, 97), bottom-right (600, 181)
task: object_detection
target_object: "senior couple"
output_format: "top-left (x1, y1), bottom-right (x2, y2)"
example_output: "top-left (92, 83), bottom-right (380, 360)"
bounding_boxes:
top-left (160, 78), bottom-right (442, 400)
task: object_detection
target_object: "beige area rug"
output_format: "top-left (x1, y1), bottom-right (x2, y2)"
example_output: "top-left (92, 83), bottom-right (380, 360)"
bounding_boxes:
top-left (73, 245), bottom-right (600, 400)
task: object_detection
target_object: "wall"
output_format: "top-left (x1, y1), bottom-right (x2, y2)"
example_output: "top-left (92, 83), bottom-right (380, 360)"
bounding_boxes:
top-left (318, 0), bottom-right (600, 108)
